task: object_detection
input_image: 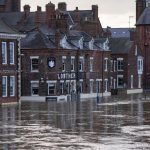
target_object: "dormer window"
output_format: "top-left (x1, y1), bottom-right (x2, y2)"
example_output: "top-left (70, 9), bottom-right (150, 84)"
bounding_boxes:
top-left (79, 38), bottom-right (83, 49)
top-left (89, 40), bottom-right (94, 50)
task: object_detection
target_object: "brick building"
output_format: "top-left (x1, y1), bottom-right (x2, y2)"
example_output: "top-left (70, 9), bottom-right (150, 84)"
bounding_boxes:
top-left (0, 0), bottom-right (144, 101)
top-left (0, 19), bottom-right (24, 104)
top-left (136, 0), bottom-right (150, 89)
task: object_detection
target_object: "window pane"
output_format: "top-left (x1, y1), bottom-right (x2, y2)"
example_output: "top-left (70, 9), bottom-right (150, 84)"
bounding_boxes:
top-left (10, 76), bottom-right (15, 96)
top-left (31, 83), bottom-right (39, 95)
top-left (2, 76), bottom-right (7, 97)
top-left (31, 58), bottom-right (39, 70)
top-left (2, 42), bottom-right (7, 64)
top-left (10, 42), bottom-right (14, 64)
top-left (49, 83), bottom-right (55, 94)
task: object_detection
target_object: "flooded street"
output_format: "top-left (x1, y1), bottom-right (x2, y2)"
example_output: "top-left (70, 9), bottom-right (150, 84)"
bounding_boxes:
top-left (1, 94), bottom-right (150, 150)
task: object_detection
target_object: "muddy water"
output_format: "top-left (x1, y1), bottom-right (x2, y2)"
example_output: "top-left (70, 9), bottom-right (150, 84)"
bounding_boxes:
top-left (0, 94), bottom-right (150, 150)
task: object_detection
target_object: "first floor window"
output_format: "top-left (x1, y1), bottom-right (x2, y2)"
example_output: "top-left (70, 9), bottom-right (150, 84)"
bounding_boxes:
top-left (90, 57), bottom-right (94, 72)
top-left (90, 80), bottom-right (94, 93)
top-left (10, 76), bottom-right (15, 96)
top-left (2, 42), bottom-right (7, 64)
top-left (79, 57), bottom-right (84, 72)
top-left (117, 58), bottom-right (124, 71)
top-left (62, 56), bottom-right (66, 72)
top-left (79, 80), bottom-right (83, 93)
top-left (31, 82), bottom-right (39, 96)
top-left (10, 42), bottom-right (15, 64)
top-left (2, 76), bottom-right (7, 97)
top-left (30, 57), bottom-right (39, 72)
top-left (71, 57), bottom-right (75, 71)
top-left (104, 58), bottom-right (108, 72)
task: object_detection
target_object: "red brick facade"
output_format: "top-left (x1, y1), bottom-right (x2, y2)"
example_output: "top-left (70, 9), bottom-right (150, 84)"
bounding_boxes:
top-left (0, 38), bottom-right (19, 104)
top-left (21, 48), bottom-right (111, 97)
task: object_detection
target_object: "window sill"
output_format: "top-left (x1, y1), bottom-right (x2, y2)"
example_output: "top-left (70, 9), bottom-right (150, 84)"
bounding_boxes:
top-left (31, 70), bottom-right (39, 73)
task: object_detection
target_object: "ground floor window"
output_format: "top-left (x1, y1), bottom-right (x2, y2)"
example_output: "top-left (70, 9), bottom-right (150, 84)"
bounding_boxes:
top-left (48, 83), bottom-right (56, 95)
top-left (96, 80), bottom-right (101, 93)
top-left (66, 81), bottom-right (70, 94)
top-left (131, 75), bottom-right (134, 89)
top-left (117, 75), bottom-right (124, 88)
top-left (60, 82), bottom-right (64, 95)
top-left (79, 80), bottom-right (83, 93)
top-left (138, 75), bottom-right (141, 88)
top-left (113, 79), bottom-right (116, 89)
top-left (10, 76), bottom-right (15, 97)
top-left (31, 81), bottom-right (39, 96)
top-left (105, 79), bottom-right (108, 92)
top-left (2, 76), bottom-right (7, 97)
top-left (90, 80), bottom-right (94, 93)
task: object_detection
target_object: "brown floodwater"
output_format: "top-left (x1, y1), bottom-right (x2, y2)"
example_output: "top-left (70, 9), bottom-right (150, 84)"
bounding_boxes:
top-left (0, 94), bottom-right (150, 150)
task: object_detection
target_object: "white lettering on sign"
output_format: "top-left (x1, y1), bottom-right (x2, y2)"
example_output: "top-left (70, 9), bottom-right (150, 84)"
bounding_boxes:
top-left (57, 73), bottom-right (76, 80)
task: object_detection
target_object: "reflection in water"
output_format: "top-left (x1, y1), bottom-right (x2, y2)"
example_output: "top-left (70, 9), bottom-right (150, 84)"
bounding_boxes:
top-left (0, 94), bottom-right (150, 150)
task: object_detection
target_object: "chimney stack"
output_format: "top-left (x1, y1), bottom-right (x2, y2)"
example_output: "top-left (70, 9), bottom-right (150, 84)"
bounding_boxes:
top-left (24, 4), bottom-right (30, 13)
top-left (92, 5), bottom-right (98, 21)
top-left (46, 2), bottom-right (55, 25)
top-left (58, 2), bottom-right (67, 11)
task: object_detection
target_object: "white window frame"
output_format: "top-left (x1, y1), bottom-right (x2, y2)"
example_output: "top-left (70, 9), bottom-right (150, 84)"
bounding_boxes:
top-left (104, 58), bottom-right (108, 72)
top-left (2, 42), bottom-right (7, 64)
top-left (138, 75), bottom-right (142, 88)
top-left (131, 75), bottom-right (133, 89)
top-left (47, 81), bottom-right (57, 95)
top-left (71, 56), bottom-right (75, 72)
top-left (96, 79), bottom-right (102, 93)
top-left (79, 56), bottom-right (84, 72)
top-left (31, 81), bottom-right (39, 96)
top-left (114, 60), bottom-right (116, 72)
top-left (60, 81), bottom-right (64, 95)
top-left (105, 79), bottom-right (108, 92)
top-left (10, 76), bottom-right (15, 97)
top-left (113, 79), bottom-right (116, 89)
top-left (79, 79), bottom-right (83, 93)
top-left (90, 57), bottom-right (94, 72)
top-left (138, 58), bottom-right (143, 74)
top-left (2, 76), bottom-right (7, 97)
top-left (90, 79), bottom-right (94, 93)
top-left (62, 56), bottom-right (66, 72)
top-left (10, 42), bottom-right (15, 65)
top-left (30, 56), bottom-right (39, 72)
top-left (117, 58), bottom-right (124, 71)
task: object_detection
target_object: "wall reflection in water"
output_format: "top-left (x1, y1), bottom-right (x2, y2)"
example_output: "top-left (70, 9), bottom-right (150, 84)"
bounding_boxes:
top-left (0, 105), bottom-right (18, 150)
top-left (0, 94), bottom-right (149, 149)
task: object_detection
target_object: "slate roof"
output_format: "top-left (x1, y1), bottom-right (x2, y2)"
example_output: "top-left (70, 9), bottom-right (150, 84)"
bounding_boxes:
top-left (70, 30), bottom-right (92, 41)
top-left (0, 19), bottom-right (19, 34)
top-left (109, 37), bottom-right (133, 54)
top-left (110, 28), bottom-right (130, 38)
top-left (68, 10), bottom-right (93, 21)
top-left (21, 30), bottom-right (55, 49)
top-left (136, 3), bottom-right (150, 25)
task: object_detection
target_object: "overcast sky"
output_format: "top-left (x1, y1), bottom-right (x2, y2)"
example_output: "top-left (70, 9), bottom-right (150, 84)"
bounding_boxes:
top-left (21, 0), bottom-right (136, 28)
